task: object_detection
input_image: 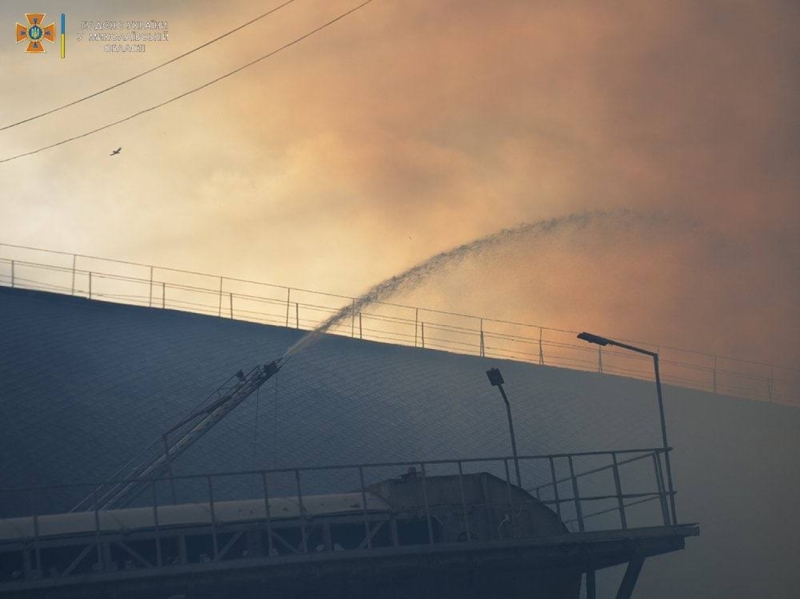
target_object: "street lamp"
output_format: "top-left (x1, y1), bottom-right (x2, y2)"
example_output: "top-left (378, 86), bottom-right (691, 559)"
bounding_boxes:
top-left (576, 332), bottom-right (677, 525)
top-left (486, 368), bottom-right (522, 488)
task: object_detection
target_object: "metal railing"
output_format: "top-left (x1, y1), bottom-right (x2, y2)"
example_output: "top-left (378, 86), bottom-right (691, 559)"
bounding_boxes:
top-left (0, 242), bottom-right (797, 405)
top-left (0, 448), bottom-right (676, 584)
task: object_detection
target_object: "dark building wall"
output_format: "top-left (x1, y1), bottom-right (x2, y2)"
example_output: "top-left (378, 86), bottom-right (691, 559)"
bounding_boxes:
top-left (1, 287), bottom-right (799, 597)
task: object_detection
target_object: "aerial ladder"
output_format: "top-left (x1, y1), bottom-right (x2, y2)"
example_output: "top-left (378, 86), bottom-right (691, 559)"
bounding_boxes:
top-left (71, 360), bottom-right (282, 512)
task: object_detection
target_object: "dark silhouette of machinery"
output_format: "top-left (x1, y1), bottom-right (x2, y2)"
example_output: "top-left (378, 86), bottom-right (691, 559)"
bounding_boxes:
top-left (0, 357), bottom-right (697, 598)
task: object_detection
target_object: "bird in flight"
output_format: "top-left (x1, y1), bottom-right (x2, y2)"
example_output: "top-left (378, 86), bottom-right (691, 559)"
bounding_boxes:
top-left (110, 147), bottom-right (122, 156)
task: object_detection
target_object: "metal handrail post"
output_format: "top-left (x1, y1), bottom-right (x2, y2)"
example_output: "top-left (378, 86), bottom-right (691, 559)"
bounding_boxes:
top-left (611, 453), bottom-right (627, 530)
top-left (769, 366), bottom-right (774, 402)
top-left (295, 470), bottom-right (307, 552)
top-left (92, 491), bottom-right (104, 572)
top-left (549, 456), bottom-right (561, 521)
top-left (358, 466), bottom-right (371, 549)
top-left (457, 461), bottom-right (472, 542)
top-left (420, 463), bottom-right (434, 545)
top-left (217, 277), bottom-right (223, 317)
top-left (713, 356), bottom-right (717, 394)
top-left (568, 456), bottom-right (584, 532)
top-left (151, 482), bottom-right (162, 567)
top-left (162, 434), bottom-right (177, 505)
top-left (654, 357), bottom-right (678, 524)
top-left (30, 491), bottom-right (42, 578)
top-left (262, 472), bottom-right (274, 557)
top-left (538, 327), bottom-right (544, 365)
top-left (652, 452), bottom-right (670, 526)
top-left (207, 476), bottom-right (219, 559)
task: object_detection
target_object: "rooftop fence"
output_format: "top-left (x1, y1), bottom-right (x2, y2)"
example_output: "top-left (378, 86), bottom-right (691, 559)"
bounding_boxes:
top-left (1, 242), bottom-right (796, 405)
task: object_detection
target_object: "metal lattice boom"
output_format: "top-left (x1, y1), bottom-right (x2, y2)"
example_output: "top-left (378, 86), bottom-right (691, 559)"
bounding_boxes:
top-left (72, 360), bottom-right (281, 512)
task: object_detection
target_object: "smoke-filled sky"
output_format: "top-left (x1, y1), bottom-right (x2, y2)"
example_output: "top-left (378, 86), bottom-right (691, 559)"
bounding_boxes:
top-left (1, 0), bottom-right (798, 368)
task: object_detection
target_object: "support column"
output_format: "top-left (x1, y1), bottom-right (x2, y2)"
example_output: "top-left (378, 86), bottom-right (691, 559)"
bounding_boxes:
top-left (616, 556), bottom-right (645, 599)
top-left (586, 570), bottom-right (596, 599)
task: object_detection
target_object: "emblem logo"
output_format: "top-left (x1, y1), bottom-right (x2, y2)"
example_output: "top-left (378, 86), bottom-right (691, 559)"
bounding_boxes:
top-left (16, 13), bottom-right (56, 53)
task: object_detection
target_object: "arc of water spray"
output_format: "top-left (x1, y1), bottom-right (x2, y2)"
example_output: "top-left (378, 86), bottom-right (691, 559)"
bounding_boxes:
top-left (282, 208), bottom-right (690, 360)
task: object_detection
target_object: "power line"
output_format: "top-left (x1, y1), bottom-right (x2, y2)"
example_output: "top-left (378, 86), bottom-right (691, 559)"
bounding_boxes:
top-left (0, 0), bottom-right (376, 165)
top-left (0, 0), bottom-right (297, 132)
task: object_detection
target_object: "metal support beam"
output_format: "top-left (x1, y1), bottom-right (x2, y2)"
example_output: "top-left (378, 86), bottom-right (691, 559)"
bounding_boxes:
top-left (357, 520), bottom-right (386, 550)
top-left (586, 570), bottom-right (597, 599)
top-left (215, 531), bottom-right (244, 562)
top-left (616, 556), bottom-right (645, 599)
top-left (62, 544), bottom-right (94, 577)
top-left (115, 541), bottom-right (154, 568)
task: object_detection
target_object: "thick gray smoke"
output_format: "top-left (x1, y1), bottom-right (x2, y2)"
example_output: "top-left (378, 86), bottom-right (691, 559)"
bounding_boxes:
top-left (284, 209), bottom-right (692, 358)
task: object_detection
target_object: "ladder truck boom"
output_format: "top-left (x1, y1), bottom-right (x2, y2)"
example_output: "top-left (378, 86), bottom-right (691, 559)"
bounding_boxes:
top-left (72, 360), bottom-right (282, 512)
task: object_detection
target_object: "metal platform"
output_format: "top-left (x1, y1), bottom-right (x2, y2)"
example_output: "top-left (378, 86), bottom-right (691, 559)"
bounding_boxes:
top-left (0, 449), bottom-right (698, 598)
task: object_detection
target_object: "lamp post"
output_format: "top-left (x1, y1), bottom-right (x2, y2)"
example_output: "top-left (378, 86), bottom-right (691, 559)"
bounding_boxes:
top-left (486, 368), bottom-right (522, 488)
top-left (576, 332), bottom-right (677, 525)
